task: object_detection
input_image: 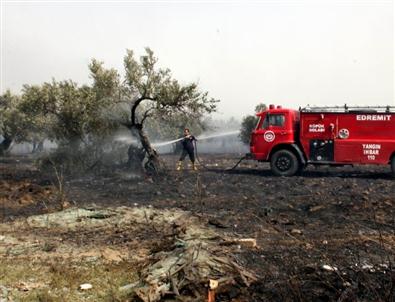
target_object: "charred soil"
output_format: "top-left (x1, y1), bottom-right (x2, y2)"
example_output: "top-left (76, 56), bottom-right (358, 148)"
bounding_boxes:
top-left (0, 154), bottom-right (394, 301)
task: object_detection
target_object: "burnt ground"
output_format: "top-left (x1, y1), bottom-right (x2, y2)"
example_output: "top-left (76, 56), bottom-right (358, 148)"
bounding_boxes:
top-left (1, 154), bottom-right (394, 301)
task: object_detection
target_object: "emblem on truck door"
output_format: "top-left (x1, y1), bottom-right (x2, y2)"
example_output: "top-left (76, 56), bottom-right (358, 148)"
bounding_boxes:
top-left (264, 131), bottom-right (275, 142)
top-left (338, 128), bottom-right (350, 139)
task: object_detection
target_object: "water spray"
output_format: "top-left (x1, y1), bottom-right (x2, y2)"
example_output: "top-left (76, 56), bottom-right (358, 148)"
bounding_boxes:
top-left (114, 130), bottom-right (247, 171)
top-left (114, 130), bottom-right (241, 148)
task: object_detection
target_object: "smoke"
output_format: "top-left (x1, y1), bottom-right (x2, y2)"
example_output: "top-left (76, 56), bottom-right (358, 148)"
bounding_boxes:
top-left (6, 116), bottom-right (246, 156)
top-left (113, 135), bottom-right (138, 145)
top-left (8, 130), bottom-right (247, 156)
top-left (193, 130), bottom-right (248, 154)
top-left (8, 140), bottom-right (57, 155)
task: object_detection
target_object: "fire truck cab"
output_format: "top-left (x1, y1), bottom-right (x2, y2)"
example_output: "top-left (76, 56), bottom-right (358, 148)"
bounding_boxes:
top-left (249, 104), bottom-right (395, 177)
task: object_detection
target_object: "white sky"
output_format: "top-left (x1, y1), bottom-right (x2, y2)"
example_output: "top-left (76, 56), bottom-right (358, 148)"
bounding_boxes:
top-left (1, 0), bottom-right (394, 118)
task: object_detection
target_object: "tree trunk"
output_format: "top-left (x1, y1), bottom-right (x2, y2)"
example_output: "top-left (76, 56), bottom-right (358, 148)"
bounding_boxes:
top-left (32, 139), bottom-right (44, 154)
top-left (131, 126), bottom-right (166, 175)
top-left (127, 144), bottom-right (146, 172)
top-left (38, 140), bottom-right (44, 153)
top-left (128, 97), bottom-right (165, 175)
top-left (0, 136), bottom-right (13, 156)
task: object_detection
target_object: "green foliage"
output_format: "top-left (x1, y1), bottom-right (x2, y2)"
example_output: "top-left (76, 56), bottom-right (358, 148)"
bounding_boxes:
top-left (1, 48), bottom-right (218, 169)
top-left (0, 90), bottom-right (26, 142)
top-left (20, 80), bottom-right (117, 147)
top-left (89, 47), bottom-right (218, 161)
top-left (19, 85), bottom-right (54, 146)
top-left (254, 103), bottom-right (267, 113)
top-left (239, 103), bottom-right (267, 145)
top-left (121, 48), bottom-right (218, 129)
top-left (239, 115), bottom-right (258, 145)
top-left (89, 59), bottom-right (120, 102)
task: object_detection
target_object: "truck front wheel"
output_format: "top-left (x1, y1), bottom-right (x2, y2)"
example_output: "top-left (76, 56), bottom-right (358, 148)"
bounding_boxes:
top-left (270, 150), bottom-right (300, 176)
top-left (391, 156), bottom-right (395, 178)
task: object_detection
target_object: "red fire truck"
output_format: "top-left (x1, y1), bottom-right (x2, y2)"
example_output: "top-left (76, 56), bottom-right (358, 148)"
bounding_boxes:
top-left (249, 104), bottom-right (395, 177)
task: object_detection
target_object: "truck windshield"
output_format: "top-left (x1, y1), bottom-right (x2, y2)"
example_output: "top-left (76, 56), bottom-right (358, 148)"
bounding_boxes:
top-left (261, 114), bottom-right (285, 129)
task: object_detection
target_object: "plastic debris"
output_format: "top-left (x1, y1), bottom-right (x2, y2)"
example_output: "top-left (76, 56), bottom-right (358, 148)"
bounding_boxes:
top-left (79, 283), bottom-right (93, 290)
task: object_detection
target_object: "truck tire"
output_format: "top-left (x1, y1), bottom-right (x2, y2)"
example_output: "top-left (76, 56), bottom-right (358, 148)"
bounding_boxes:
top-left (391, 156), bottom-right (395, 178)
top-left (270, 150), bottom-right (300, 176)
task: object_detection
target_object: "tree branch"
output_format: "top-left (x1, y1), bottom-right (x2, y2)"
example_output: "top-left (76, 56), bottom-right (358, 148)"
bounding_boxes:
top-left (141, 107), bottom-right (155, 125)
top-left (130, 96), bottom-right (156, 126)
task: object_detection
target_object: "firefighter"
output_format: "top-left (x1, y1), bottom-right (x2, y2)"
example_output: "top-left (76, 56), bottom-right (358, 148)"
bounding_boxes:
top-left (176, 128), bottom-right (197, 171)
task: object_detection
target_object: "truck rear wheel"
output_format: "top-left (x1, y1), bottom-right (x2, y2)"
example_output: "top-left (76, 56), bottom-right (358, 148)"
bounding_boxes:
top-left (270, 150), bottom-right (300, 176)
top-left (391, 156), bottom-right (395, 178)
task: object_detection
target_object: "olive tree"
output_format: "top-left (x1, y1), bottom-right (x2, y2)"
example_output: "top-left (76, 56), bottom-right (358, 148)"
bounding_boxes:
top-left (17, 80), bottom-right (121, 172)
top-left (21, 79), bottom-right (117, 149)
top-left (1, 89), bottom-right (55, 155)
top-left (0, 91), bottom-right (26, 155)
top-left (239, 103), bottom-right (267, 145)
top-left (93, 48), bottom-right (218, 172)
top-left (17, 85), bottom-right (55, 153)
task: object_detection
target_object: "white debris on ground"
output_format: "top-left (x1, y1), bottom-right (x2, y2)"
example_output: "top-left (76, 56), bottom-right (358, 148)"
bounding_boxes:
top-left (321, 264), bottom-right (338, 272)
top-left (79, 283), bottom-right (93, 290)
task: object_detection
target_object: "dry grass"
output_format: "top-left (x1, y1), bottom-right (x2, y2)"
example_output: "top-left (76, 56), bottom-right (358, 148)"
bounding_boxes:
top-left (0, 258), bottom-right (137, 301)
